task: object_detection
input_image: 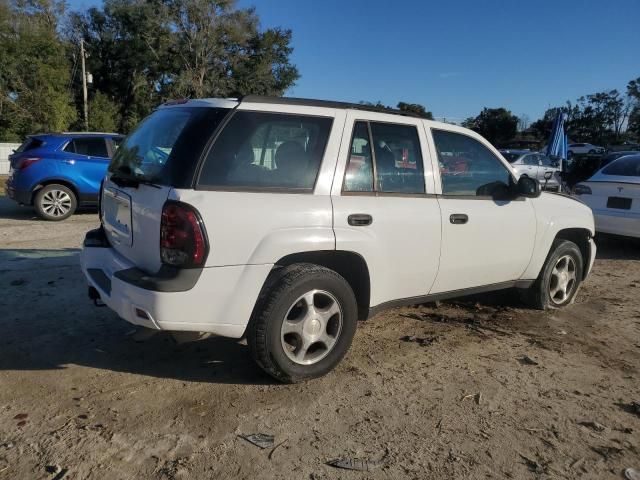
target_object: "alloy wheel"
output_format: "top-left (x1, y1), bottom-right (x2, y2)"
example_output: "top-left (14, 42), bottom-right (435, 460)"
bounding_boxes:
top-left (280, 289), bottom-right (343, 365)
top-left (41, 189), bottom-right (72, 217)
top-left (549, 255), bottom-right (577, 304)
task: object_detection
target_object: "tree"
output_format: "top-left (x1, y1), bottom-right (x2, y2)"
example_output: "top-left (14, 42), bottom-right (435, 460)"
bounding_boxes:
top-left (87, 91), bottom-right (119, 132)
top-left (0, 0), bottom-right (76, 140)
top-left (71, 0), bottom-right (299, 133)
top-left (627, 77), bottom-right (640, 140)
top-left (462, 107), bottom-right (519, 146)
top-left (396, 102), bottom-right (433, 119)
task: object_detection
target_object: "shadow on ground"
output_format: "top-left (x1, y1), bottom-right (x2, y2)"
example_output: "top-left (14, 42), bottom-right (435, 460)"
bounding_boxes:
top-left (0, 195), bottom-right (97, 221)
top-left (0, 248), bottom-right (275, 386)
top-left (594, 233), bottom-right (640, 260)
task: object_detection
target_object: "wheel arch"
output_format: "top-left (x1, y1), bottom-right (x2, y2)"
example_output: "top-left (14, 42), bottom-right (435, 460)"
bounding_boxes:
top-left (273, 250), bottom-right (371, 320)
top-left (553, 228), bottom-right (592, 280)
top-left (31, 178), bottom-right (80, 205)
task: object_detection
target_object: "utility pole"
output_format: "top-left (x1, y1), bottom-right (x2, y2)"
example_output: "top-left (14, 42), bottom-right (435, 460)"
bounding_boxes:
top-left (80, 38), bottom-right (88, 131)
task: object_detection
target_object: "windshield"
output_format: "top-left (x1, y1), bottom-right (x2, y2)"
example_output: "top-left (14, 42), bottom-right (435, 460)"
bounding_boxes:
top-left (501, 152), bottom-right (521, 163)
top-left (601, 156), bottom-right (640, 177)
top-left (109, 107), bottom-right (229, 185)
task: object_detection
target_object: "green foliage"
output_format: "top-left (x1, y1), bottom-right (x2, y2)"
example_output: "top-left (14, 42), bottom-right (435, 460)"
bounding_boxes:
top-left (72, 0), bottom-right (300, 133)
top-left (396, 102), bottom-right (433, 119)
top-left (0, 0), bottom-right (76, 140)
top-left (358, 100), bottom-right (433, 119)
top-left (462, 108), bottom-right (519, 146)
top-left (0, 0), bottom-right (298, 138)
top-left (87, 91), bottom-right (119, 132)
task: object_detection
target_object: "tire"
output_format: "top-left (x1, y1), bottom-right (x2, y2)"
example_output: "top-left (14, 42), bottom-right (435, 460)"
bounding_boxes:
top-left (34, 184), bottom-right (77, 221)
top-left (247, 263), bottom-right (358, 383)
top-left (520, 239), bottom-right (583, 310)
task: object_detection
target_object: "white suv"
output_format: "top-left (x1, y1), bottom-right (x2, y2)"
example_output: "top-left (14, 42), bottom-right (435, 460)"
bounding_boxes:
top-left (81, 96), bottom-right (596, 383)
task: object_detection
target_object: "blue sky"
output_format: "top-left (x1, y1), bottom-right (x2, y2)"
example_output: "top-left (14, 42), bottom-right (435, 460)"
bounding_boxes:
top-left (67, 0), bottom-right (640, 123)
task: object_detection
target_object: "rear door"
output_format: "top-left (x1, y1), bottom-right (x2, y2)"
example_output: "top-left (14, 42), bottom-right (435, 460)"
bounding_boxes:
top-left (63, 137), bottom-right (110, 198)
top-left (331, 111), bottom-right (441, 308)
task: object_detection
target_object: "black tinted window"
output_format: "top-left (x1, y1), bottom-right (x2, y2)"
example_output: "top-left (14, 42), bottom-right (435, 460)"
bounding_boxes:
top-left (198, 111), bottom-right (332, 190)
top-left (343, 122), bottom-right (374, 192)
top-left (601, 156), bottom-right (640, 177)
top-left (65, 138), bottom-right (108, 157)
top-left (109, 107), bottom-right (229, 185)
top-left (432, 130), bottom-right (511, 196)
top-left (370, 122), bottom-right (425, 194)
top-left (16, 137), bottom-right (44, 153)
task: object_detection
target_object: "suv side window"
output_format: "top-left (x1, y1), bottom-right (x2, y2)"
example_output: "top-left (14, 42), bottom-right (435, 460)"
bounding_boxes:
top-left (432, 129), bottom-right (512, 197)
top-left (343, 121), bottom-right (425, 194)
top-left (198, 111), bottom-right (332, 190)
top-left (343, 122), bottom-right (374, 192)
top-left (64, 138), bottom-right (109, 158)
top-left (523, 154), bottom-right (539, 166)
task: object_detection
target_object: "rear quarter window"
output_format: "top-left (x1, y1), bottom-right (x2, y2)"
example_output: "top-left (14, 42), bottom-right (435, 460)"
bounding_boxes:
top-left (15, 137), bottom-right (44, 153)
top-left (197, 111), bottom-right (333, 191)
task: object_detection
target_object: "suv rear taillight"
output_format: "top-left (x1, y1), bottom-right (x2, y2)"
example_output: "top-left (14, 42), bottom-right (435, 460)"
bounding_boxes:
top-left (16, 157), bottom-right (41, 170)
top-left (160, 201), bottom-right (209, 268)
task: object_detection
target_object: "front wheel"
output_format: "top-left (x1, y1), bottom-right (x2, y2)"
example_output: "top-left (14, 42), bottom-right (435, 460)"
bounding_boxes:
top-left (34, 184), bottom-right (77, 221)
top-left (520, 239), bottom-right (583, 310)
top-left (247, 264), bottom-right (358, 383)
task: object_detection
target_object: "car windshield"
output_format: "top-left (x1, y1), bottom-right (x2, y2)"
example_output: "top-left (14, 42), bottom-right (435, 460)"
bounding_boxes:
top-left (109, 107), bottom-right (229, 184)
top-left (501, 152), bottom-right (522, 163)
top-left (601, 156), bottom-right (640, 177)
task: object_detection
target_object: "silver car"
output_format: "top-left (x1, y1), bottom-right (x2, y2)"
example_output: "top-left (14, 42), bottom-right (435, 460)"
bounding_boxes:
top-left (500, 150), bottom-right (561, 190)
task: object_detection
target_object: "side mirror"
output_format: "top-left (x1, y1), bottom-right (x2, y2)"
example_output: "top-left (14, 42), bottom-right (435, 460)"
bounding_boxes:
top-left (517, 176), bottom-right (541, 198)
top-left (544, 171), bottom-right (554, 180)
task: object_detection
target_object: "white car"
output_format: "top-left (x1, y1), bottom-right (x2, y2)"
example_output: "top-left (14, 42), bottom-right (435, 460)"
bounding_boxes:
top-left (500, 150), bottom-right (561, 190)
top-left (568, 143), bottom-right (605, 156)
top-left (573, 154), bottom-right (640, 238)
top-left (81, 96), bottom-right (596, 382)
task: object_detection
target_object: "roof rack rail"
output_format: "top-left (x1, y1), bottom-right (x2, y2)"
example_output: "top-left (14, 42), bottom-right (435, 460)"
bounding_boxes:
top-left (238, 95), bottom-right (422, 118)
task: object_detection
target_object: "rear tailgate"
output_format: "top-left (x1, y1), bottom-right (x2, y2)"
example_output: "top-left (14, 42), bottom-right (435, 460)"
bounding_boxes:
top-left (584, 180), bottom-right (640, 214)
top-left (101, 178), bottom-right (172, 273)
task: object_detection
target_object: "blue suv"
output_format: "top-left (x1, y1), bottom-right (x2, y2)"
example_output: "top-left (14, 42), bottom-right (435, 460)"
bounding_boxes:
top-left (7, 132), bottom-right (122, 220)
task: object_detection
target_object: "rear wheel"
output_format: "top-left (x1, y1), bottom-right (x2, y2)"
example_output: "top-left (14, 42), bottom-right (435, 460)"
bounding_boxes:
top-left (520, 239), bottom-right (583, 310)
top-left (34, 184), bottom-right (77, 221)
top-left (247, 263), bottom-right (358, 383)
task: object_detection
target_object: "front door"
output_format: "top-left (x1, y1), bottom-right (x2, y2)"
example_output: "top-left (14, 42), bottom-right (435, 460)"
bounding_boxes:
top-left (427, 127), bottom-right (536, 293)
top-left (331, 112), bottom-right (441, 308)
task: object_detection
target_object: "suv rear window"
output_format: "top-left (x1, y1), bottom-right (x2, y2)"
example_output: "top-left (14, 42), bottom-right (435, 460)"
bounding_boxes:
top-left (15, 137), bottom-right (44, 153)
top-left (198, 111), bottom-right (333, 191)
top-left (108, 107), bottom-right (229, 186)
top-left (601, 156), bottom-right (640, 177)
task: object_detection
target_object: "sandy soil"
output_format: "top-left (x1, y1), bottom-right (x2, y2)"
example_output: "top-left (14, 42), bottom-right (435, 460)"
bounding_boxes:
top-left (0, 195), bottom-right (639, 480)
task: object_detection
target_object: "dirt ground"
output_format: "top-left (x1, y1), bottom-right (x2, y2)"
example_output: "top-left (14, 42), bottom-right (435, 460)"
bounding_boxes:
top-left (0, 194), bottom-right (639, 480)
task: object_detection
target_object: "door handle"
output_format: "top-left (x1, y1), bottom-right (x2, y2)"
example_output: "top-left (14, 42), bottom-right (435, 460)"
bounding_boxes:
top-left (348, 214), bottom-right (373, 226)
top-left (450, 214), bottom-right (468, 224)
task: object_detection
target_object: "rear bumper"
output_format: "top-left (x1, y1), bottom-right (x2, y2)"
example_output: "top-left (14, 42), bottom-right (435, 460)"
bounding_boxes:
top-left (593, 209), bottom-right (640, 239)
top-left (80, 228), bottom-right (272, 337)
top-left (6, 185), bottom-right (31, 205)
